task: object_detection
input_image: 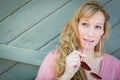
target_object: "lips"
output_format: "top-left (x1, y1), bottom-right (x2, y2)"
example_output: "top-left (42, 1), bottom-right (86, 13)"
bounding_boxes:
top-left (83, 39), bottom-right (94, 43)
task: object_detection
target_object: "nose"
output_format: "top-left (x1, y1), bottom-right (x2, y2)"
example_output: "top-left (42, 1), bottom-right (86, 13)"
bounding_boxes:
top-left (88, 28), bottom-right (94, 37)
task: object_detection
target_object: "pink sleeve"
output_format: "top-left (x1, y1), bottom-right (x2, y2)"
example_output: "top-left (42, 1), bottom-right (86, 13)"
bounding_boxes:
top-left (35, 50), bottom-right (58, 80)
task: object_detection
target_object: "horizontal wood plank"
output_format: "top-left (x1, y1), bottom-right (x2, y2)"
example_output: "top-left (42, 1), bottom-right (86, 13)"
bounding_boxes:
top-left (0, 44), bottom-right (45, 65)
top-left (0, 59), bottom-right (16, 75)
top-left (0, 0), bottom-right (31, 22)
top-left (39, 36), bottom-right (59, 54)
top-left (113, 48), bottom-right (120, 59)
top-left (0, 63), bottom-right (39, 80)
top-left (105, 0), bottom-right (120, 26)
top-left (105, 22), bottom-right (120, 54)
top-left (0, 0), bottom-right (70, 44)
top-left (8, 0), bottom-right (85, 50)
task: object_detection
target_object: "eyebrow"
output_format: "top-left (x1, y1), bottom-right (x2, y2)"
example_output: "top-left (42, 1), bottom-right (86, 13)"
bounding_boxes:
top-left (80, 19), bottom-right (104, 26)
top-left (97, 23), bottom-right (104, 26)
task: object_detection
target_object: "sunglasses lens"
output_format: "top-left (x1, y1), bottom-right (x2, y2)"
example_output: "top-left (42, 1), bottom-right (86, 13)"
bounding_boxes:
top-left (90, 72), bottom-right (102, 79)
top-left (81, 61), bottom-right (91, 71)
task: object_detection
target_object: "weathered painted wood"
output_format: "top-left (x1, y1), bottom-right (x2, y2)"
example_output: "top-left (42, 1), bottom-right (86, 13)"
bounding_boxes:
top-left (113, 48), bottom-right (120, 59)
top-left (0, 63), bottom-right (39, 80)
top-left (8, 0), bottom-right (85, 50)
top-left (0, 0), bottom-right (70, 44)
top-left (39, 36), bottom-right (59, 54)
top-left (0, 44), bottom-right (44, 65)
top-left (105, 22), bottom-right (120, 54)
top-left (99, 0), bottom-right (111, 4)
top-left (105, 0), bottom-right (120, 26)
top-left (0, 0), bottom-right (31, 22)
top-left (0, 59), bottom-right (16, 75)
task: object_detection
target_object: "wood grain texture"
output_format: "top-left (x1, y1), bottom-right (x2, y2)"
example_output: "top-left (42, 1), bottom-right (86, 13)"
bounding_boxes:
top-left (105, 22), bottom-right (120, 55)
top-left (0, 0), bottom-right (31, 22)
top-left (0, 0), bottom-right (70, 44)
top-left (105, 0), bottom-right (120, 26)
top-left (0, 59), bottom-right (16, 75)
top-left (0, 63), bottom-right (39, 80)
top-left (8, 0), bottom-right (84, 50)
top-left (0, 44), bottom-right (42, 65)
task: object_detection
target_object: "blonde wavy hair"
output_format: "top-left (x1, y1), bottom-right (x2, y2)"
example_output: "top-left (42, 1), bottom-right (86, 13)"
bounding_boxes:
top-left (55, 0), bottom-right (110, 80)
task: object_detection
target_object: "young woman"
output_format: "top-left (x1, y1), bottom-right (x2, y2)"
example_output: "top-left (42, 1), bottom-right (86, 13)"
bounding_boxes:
top-left (35, 0), bottom-right (120, 80)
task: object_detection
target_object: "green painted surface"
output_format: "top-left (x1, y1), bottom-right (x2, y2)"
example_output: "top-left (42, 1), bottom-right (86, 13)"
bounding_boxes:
top-left (0, 59), bottom-right (39, 80)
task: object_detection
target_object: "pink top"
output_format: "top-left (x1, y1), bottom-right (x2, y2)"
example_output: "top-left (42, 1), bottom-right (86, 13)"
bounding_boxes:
top-left (35, 50), bottom-right (120, 80)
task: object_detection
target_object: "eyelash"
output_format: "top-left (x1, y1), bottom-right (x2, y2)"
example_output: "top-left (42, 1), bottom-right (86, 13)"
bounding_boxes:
top-left (95, 26), bottom-right (102, 29)
top-left (81, 22), bottom-right (103, 29)
top-left (81, 23), bottom-right (88, 27)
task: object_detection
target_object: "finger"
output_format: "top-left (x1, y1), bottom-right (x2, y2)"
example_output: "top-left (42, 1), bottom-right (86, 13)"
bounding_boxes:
top-left (69, 50), bottom-right (85, 61)
top-left (68, 53), bottom-right (80, 58)
top-left (67, 55), bottom-right (80, 63)
top-left (69, 58), bottom-right (80, 63)
top-left (72, 61), bottom-right (81, 68)
top-left (67, 52), bottom-right (80, 60)
top-left (67, 58), bottom-right (80, 64)
top-left (68, 56), bottom-right (81, 64)
top-left (66, 55), bottom-right (80, 63)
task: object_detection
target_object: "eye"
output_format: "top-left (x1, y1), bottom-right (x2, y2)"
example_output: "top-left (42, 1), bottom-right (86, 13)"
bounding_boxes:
top-left (81, 22), bottom-right (88, 27)
top-left (95, 25), bottom-right (103, 29)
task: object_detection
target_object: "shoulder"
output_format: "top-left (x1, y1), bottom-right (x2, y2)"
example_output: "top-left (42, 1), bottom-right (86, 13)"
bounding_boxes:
top-left (103, 53), bottom-right (120, 68)
top-left (42, 49), bottom-right (60, 69)
top-left (104, 54), bottom-right (120, 79)
top-left (101, 53), bottom-right (120, 79)
top-left (44, 49), bottom-right (60, 61)
top-left (35, 49), bottom-right (60, 80)
top-left (104, 53), bottom-right (120, 63)
top-left (41, 49), bottom-right (60, 67)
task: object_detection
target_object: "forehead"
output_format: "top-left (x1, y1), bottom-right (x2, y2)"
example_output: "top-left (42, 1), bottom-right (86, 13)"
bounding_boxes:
top-left (80, 11), bottom-right (105, 24)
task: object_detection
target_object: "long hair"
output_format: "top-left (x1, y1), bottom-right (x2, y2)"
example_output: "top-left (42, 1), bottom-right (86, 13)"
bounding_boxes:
top-left (55, 0), bottom-right (110, 80)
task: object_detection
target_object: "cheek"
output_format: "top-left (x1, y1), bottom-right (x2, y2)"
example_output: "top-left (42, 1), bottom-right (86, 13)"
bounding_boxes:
top-left (78, 28), bottom-right (84, 40)
top-left (78, 25), bottom-right (85, 36)
top-left (96, 36), bottom-right (101, 41)
top-left (95, 32), bottom-right (104, 43)
top-left (97, 30), bottom-right (104, 38)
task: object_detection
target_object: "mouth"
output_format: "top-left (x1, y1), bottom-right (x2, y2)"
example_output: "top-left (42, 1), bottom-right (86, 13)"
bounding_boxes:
top-left (83, 38), bottom-right (94, 43)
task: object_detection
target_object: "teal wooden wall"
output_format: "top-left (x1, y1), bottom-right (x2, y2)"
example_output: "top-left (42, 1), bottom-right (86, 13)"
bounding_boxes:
top-left (0, 0), bottom-right (120, 66)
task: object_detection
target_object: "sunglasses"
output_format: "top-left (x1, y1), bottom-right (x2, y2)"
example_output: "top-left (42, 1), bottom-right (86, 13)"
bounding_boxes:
top-left (81, 61), bottom-right (102, 79)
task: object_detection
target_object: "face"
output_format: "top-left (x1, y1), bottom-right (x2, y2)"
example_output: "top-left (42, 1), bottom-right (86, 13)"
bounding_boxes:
top-left (78, 11), bottom-right (105, 50)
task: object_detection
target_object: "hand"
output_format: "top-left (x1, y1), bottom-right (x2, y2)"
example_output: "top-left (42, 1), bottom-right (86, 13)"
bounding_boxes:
top-left (62, 50), bottom-right (85, 79)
